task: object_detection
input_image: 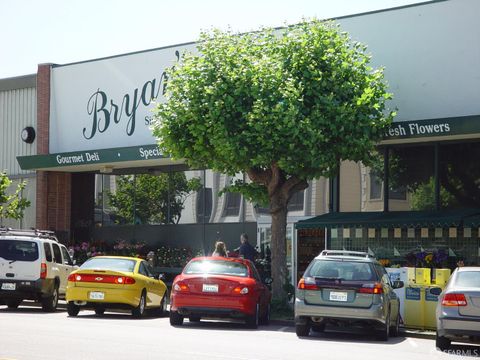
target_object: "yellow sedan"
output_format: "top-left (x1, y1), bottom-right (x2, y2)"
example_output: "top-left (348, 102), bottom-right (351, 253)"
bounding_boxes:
top-left (66, 256), bottom-right (167, 318)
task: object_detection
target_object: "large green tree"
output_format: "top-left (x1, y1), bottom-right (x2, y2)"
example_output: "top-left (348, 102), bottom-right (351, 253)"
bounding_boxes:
top-left (108, 173), bottom-right (201, 224)
top-left (152, 20), bottom-right (395, 299)
top-left (0, 171), bottom-right (30, 226)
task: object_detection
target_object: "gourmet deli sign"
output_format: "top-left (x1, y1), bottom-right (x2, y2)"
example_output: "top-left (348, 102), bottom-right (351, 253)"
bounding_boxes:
top-left (49, 42), bottom-right (196, 153)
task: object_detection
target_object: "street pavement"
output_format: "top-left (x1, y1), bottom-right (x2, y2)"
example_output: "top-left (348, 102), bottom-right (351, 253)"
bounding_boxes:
top-left (1, 302), bottom-right (478, 360)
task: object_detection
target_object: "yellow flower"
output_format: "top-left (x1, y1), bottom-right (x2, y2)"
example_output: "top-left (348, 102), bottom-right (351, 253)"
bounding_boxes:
top-left (425, 254), bottom-right (434, 264)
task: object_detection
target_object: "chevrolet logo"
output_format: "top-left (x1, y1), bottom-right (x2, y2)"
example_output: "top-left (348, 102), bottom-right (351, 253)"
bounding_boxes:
top-left (95, 277), bottom-right (103, 281)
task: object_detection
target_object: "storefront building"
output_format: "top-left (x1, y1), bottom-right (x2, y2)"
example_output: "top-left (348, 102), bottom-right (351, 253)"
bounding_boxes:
top-left (5, 0), bottom-right (479, 282)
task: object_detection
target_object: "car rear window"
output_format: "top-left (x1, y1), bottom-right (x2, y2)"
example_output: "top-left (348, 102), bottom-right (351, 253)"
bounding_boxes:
top-left (0, 239), bottom-right (39, 262)
top-left (184, 260), bottom-right (248, 277)
top-left (456, 271), bottom-right (480, 288)
top-left (80, 258), bottom-right (136, 272)
top-left (306, 259), bottom-right (376, 281)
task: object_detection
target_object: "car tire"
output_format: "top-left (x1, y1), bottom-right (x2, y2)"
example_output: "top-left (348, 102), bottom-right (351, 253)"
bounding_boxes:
top-left (390, 312), bottom-right (400, 337)
top-left (132, 291), bottom-right (146, 318)
top-left (245, 303), bottom-right (259, 329)
top-left (376, 311), bottom-right (390, 341)
top-left (67, 302), bottom-right (80, 317)
top-left (170, 311), bottom-right (184, 326)
top-left (42, 284), bottom-right (59, 312)
top-left (295, 323), bottom-right (311, 337)
top-left (6, 299), bottom-right (22, 309)
top-left (158, 293), bottom-right (168, 317)
top-left (311, 323), bottom-right (326, 333)
top-left (259, 304), bottom-right (270, 325)
top-left (94, 307), bottom-right (105, 316)
top-left (436, 332), bottom-right (451, 351)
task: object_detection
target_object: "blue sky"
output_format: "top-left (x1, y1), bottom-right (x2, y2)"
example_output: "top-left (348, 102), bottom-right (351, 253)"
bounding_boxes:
top-left (0, 0), bottom-right (426, 79)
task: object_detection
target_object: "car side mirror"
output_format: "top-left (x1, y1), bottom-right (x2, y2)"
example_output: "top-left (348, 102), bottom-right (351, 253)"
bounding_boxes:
top-left (158, 273), bottom-right (165, 281)
top-left (430, 287), bottom-right (442, 296)
top-left (392, 280), bottom-right (404, 289)
top-left (263, 277), bottom-right (273, 285)
top-left (72, 259), bottom-right (77, 266)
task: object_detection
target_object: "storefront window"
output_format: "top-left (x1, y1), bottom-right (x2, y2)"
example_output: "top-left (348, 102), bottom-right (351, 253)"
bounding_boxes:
top-left (439, 141), bottom-right (480, 209)
top-left (388, 145), bottom-right (435, 211)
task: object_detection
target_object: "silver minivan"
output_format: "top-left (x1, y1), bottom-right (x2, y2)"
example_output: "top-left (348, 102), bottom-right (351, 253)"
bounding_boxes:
top-left (295, 250), bottom-right (403, 341)
top-left (435, 267), bottom-right (480, 350)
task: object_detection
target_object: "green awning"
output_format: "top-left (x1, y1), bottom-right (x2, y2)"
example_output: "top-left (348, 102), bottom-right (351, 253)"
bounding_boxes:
top-left (295, 209), bottom-right (480, 229)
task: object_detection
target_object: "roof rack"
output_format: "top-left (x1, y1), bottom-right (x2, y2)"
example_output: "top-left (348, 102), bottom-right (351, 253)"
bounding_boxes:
top-left (0, 227), bottom-right (58, 242)
top-left (319, 250), bottom-right (374, 259)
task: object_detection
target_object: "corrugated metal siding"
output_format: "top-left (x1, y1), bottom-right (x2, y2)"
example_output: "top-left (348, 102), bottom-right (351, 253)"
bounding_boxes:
top-left (0, 87), bottom-right (36, 176)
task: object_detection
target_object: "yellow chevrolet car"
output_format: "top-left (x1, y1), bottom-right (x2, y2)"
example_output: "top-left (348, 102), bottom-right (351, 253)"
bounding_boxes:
top-left (66, 256), bottom-right (167, 318)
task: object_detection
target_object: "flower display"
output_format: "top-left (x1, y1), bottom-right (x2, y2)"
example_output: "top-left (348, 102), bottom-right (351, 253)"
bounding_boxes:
top-left (405, 249), bottom-right (448, 268)
top-left (154, 245), bottom-right (202, 268)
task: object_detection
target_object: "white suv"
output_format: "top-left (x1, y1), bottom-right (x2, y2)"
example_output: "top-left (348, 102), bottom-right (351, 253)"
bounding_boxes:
top-left (0, 228), bottom-right (76, 311)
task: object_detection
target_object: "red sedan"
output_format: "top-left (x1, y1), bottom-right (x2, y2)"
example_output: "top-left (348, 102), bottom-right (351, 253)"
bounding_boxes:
top-left (170, 256), bottom-right (272, 328)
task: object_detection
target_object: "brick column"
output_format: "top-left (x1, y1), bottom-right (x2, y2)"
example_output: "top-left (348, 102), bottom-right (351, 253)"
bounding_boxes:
top-left (36, 64), bottom-right (51, 229)
top-left (35, 64), bottom-right (72, 238)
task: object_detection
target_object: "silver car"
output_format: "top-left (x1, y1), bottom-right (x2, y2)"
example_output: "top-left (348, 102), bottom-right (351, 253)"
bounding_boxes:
top-left (295, 250), bottom-right (403, 341)
top-left (435, 267), bottom-right (480, 350)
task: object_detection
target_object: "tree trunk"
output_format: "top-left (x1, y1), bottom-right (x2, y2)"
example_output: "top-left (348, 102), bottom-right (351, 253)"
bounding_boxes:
top-left (270, 203), bottom-right (288, 301)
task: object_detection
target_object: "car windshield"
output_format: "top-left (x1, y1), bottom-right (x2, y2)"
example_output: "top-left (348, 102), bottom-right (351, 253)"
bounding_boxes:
top-left (80, 257), bottom-right (136, 272)
top-left (456, 271), bottom-right (480, 288)
top-left (0, 239), bottom-right (39, 262)
top-left (307, 260), bottom-right (376, 281)
top-left (184, 260), bottom-right (248, 277)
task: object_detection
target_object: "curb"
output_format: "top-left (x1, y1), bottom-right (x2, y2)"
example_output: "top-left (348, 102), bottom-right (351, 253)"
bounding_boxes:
top-left (270, 320), bottom-right (436, 340)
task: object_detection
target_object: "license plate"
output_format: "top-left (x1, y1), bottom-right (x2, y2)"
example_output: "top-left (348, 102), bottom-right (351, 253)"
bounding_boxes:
top-left (1, 283), bottom-right (16, 291)
top-left (202, 284), bottom-right (218, 293)
top-left (329, 291), bottom-right (348, 302)
top-left (89, 291), bottom-right (105, 300)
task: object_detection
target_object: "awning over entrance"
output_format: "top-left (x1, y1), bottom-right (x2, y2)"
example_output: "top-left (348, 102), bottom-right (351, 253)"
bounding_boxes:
top-left (295, 209), bottom-right (480, 229)
top-left (16, 144), bottom-right (187, 173)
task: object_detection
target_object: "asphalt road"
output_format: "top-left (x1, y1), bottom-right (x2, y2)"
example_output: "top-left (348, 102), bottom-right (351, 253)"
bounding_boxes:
top-left (1, 302), bottom-right (478, 360)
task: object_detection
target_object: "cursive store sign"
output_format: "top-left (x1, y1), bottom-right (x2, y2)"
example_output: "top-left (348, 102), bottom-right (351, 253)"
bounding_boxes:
top-left (49, 44), bottom-right (196, 153)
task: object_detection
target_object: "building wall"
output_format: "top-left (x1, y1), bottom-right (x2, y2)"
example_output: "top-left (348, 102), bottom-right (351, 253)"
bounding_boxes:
top-left (338, 0), bottom-right (480, 122)
top-left (0, 74), bottom-right (37, 228)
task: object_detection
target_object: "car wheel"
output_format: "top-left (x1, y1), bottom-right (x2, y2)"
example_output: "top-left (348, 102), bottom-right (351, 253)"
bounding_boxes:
top-left (132, 291), bottom-right (146, 318)
top-left (170, 311), bottom-right (184, 326)
top-left (158, 293), bottom-right (168, 317)
top-left (390, 311), bottom-right (400, 337)
top-left (436, 332), bottom-right (451, 351)
top-left (245, 303), bottom-right (259, 329)
top-left (295, 323), bottom-right (311, 337)
top-left (259, 304), bottom-right (270, 325)
top-left (94, 307), bottom-right (105, 316)
top-left (311, 323), bottom-right (326, 333)
top-left (67, 302), bottom-right (80, 317)
top-left (42, 284), bottom-right (59, 312)
top-left (376, 310), bottom-right (390, 341)
top-left (6, 299), bottom-right (22, 309)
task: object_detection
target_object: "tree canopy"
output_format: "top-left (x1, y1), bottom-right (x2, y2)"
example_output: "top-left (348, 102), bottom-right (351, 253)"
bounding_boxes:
top-left (152, 19), bottom-right (395, 299)
top-left (0, 171), bottom-right (30, 225)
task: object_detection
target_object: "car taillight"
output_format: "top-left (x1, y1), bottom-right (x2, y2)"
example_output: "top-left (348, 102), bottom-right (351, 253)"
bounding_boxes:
top-left (233, 286), bottom-right (249, 295)
top-left (442, 293), bottom-right (467, 306)
top-left (173, 282), bottom-right (189, 292)
top-left (40, 263), bottom-right (47, 279)
top-left (66, 274), bottom-right (135, 284)
top-left (121, 277), bottom-right (136, 285)
top-left (297, 277), bottom-right (319, 290)
top-left (358, 282), bottom-right (383, 294)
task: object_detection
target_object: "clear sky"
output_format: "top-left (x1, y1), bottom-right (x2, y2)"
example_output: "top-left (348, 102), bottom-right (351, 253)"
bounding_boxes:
top-left (0, 0), bottom-right (426, 79)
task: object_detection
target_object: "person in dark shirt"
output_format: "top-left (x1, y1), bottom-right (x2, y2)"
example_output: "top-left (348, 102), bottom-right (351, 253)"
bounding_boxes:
top-left (238, 233), bottom-right (257, 262)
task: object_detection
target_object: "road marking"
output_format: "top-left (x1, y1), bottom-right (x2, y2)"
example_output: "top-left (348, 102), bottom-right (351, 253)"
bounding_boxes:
top-left (407, 338), bottom-right (419, 348)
